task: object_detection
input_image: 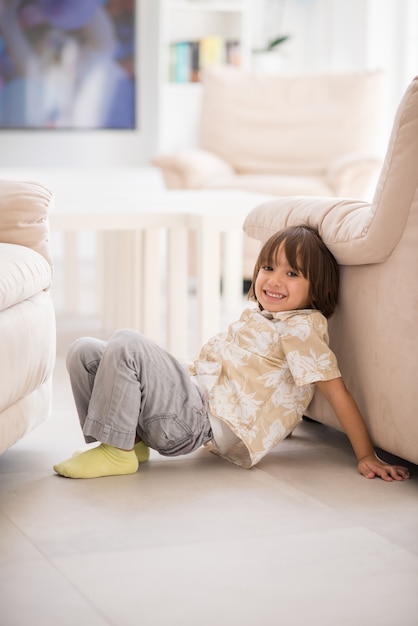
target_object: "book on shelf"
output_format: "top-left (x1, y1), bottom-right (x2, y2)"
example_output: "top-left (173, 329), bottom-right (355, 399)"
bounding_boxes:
top-left (168, 42), bottom-right (191, 83)
top-left (168, 37), bottom-right (241, 83)
top-left (225, 40), bottom-right (241, 66)
top-left (199, 35), bottom-right (224, 69)
top-left (190, 41), bottom-right (200, 82)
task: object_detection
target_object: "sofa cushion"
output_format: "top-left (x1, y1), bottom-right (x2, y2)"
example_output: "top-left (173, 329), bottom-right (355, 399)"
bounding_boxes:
top-left (199, 67), bottom-right (382, 177)
top-left (0, 179), bottom-right (54, 268)
top-left (0, 291), bottom-right (55, 414)
top-left (0, 243), bottom-right (52, 313)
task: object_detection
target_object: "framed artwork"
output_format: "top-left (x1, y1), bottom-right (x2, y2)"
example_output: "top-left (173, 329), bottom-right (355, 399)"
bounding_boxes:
top-left (0, 0), bottom-right (136, 129)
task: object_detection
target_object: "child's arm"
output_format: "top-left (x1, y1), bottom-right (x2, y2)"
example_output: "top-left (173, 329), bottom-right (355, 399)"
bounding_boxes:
top-left (316, 377), bottom-right (410, 481)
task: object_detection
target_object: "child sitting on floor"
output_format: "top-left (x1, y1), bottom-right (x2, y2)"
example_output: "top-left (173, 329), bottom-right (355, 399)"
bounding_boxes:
top-left (54, 225), bottom-right (410, 481)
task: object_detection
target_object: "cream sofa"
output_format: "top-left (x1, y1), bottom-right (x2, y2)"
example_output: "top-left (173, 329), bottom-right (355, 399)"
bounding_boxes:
top-left (243, 76), bottom-right (418, 465)
top-left (0, 180), bottom-right (56, 455)
top-left (153, 67), bottom-right (383, 277)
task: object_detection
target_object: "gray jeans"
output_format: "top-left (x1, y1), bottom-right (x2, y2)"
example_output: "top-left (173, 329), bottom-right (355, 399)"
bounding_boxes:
top-left (66, 329), bottom-right (212, 456)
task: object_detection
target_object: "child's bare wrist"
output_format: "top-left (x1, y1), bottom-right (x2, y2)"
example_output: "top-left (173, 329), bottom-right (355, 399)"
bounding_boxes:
top-left (357, 452), bottom-right (376, 464)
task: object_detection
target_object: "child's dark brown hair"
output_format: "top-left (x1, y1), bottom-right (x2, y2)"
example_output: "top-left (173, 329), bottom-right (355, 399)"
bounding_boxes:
top-left (247, 225), bottom-right (340, 318)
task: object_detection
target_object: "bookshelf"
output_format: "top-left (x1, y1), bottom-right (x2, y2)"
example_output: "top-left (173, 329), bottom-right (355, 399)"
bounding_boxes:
top-left (157, 0), bottom-right (252, 152)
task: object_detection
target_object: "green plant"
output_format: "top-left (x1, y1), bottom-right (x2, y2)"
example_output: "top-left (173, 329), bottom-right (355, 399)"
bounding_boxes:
top-left (253, 34), bottom-right (290, 54)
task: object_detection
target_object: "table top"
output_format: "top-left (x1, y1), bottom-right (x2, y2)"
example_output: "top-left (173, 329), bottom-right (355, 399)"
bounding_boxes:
top-left (0, 167), bottom-right (273, 222)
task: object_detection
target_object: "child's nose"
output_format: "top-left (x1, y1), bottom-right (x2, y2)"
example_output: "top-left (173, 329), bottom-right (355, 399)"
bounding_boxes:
top-left (268, 271), bottom-right (282, 286)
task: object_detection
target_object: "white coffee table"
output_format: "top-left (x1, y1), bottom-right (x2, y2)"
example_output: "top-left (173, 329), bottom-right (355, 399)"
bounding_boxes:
top-left (48, 185), bottom-right (271, 357)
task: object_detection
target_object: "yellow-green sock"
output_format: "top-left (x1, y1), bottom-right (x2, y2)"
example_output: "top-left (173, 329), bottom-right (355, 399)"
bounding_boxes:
top-left (134, 440), bottom-right (150, 463)
top-left (54, 443), bottom-right (138, 479)
top-left (74, 441), bottom-right (150, 464)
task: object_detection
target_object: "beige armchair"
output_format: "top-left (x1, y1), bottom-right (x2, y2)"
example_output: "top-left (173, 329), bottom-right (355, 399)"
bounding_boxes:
top-left (243, 76), bottom-right (418, 465)
top-left (153, 66), bottom-right (383, 277)
top-left (0, 180), bottom-right (56, 454)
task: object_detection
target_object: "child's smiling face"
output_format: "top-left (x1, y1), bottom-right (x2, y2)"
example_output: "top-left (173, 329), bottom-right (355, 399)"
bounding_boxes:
top-left (255, 243), bottom-right (311, 313)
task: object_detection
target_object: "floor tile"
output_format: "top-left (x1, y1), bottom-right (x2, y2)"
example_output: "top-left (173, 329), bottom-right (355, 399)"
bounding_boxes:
top-left (258, 432), bottom-right (418, 555)
top-left (52, 527), bottom-right (418, 626)
top-left (0, 559), bottom-right (109, 626)
top-left (0, 511), bottom-right (42, 563)
top-left (0, 454), bottom-right (352, 559)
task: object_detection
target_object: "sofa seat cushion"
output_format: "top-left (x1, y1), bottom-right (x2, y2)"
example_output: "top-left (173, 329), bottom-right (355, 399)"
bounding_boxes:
top-left (0, 291), bottom-right (55, 413)
top-left (0, 243), bottom-right (52, 313)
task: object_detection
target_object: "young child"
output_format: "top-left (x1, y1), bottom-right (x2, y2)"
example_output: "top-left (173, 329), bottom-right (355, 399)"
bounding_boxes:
top-left (54, 225), bottom-right (410, 481)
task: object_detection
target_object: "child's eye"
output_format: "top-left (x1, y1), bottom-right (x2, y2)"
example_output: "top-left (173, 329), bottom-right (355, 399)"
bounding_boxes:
top-left (287, 270), bottom-right (298, 277)
top-left (262, 265), bottom-right (273, 271)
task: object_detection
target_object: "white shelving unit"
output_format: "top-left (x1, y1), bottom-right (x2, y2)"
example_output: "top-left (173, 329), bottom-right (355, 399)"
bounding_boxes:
top-left (156, 0), bottom-right (252, 152)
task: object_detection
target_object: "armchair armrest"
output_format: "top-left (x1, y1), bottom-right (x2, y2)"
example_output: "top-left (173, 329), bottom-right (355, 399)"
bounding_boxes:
top-left (152, 149), bottom-right (235, 190)
top-left (0, 243), bottom-right (52, 313)
top-left (326, 153), bottom-right (381, 198)
top-left (0, 180), bottom-right (54, 269)
top-left (243, 195), bottom-right (395, 265)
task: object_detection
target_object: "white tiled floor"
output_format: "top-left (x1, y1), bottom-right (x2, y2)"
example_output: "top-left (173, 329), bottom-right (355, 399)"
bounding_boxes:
top-left (1, 315), bottom-right (418, 626)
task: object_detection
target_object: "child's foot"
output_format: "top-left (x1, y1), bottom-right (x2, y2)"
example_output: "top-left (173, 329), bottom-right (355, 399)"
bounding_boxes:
top-left (134, 440), bottom-right (150, 463)
top-left (73, 441), bottom-right (150, 464)
top-left (54, 443), bottom-right (138, 479)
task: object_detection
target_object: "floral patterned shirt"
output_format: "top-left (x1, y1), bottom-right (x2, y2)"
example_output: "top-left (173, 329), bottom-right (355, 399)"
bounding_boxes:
top-left (189, 307), bottom-right (341, 468)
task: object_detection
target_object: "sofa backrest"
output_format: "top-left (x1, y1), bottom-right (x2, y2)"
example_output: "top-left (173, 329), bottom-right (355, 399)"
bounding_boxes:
top-left (199, 67), bottom-right (383, 177)
top-left (243, 75), bottom-right (418, 266)
top-left (0, 180), bottom-right (54, 269)
top-left (364, 75), bottom-right (418, 259)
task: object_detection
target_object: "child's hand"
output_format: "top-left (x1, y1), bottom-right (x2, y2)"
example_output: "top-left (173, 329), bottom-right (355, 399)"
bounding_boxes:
top-left (357, 455), bottom-right (411, 481)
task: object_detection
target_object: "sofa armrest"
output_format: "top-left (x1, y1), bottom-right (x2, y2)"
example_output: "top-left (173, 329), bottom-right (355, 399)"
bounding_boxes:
top-left (0, 180), bottom-right (54, 269)
top-left (326, 153), bottom-right (381, 198)
top-left (152, 149), bottom-right (235, 190)
top-left (242, 195), bottom-right (397, 265)
top-left (0, 243), bottom-right (52, 313)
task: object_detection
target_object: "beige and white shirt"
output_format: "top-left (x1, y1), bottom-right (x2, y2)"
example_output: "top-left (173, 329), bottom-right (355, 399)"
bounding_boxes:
top-left (189, 307), bottom-right (341, 468)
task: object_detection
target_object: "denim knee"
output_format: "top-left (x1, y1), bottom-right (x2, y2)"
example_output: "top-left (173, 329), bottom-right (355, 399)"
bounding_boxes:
top-left (66, 337), bottom-right (86, 373)
top-left (66, 336), bottom-right (104, 374)
top-left (106, 329), bottom-right (144, 354)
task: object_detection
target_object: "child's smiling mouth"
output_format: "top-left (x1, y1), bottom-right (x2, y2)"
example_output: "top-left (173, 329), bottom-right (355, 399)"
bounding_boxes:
top-left (264, 290), bottom-right (285, 300)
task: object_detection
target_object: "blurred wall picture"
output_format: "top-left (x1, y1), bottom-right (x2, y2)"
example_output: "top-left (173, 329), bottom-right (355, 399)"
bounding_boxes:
top-left (0, 0), bottom-right (136, 129)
